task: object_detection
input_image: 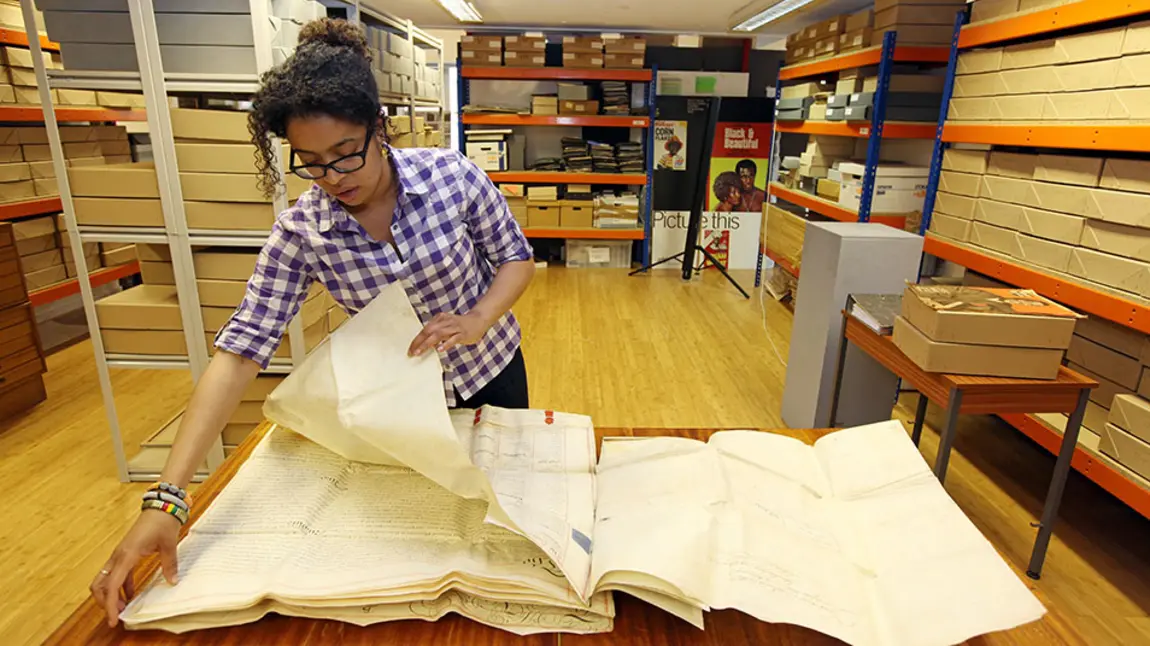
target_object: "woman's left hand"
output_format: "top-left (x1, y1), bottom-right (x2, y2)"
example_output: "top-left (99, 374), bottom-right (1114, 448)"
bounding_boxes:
top-left (408, 311), bottom-right (490, 357)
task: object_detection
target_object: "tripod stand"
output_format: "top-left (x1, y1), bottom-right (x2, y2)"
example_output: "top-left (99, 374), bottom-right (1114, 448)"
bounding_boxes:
top-left (629, 96), bottom-right (750, 300)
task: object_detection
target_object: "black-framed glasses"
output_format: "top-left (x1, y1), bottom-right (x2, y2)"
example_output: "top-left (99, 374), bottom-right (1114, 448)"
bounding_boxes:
top-left (289, 125), bottom-right (375, 180)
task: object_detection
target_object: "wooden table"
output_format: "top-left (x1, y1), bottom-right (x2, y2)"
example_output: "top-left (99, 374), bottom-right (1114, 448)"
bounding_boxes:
top-left (829, 312), bottom-right (1098, 580)
top-left (48, 423), bottom-right (1081, 645)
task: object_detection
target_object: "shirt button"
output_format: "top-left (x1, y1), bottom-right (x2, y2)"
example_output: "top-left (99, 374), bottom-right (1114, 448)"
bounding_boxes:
top-left (391, 224), bottom-right (399, 231)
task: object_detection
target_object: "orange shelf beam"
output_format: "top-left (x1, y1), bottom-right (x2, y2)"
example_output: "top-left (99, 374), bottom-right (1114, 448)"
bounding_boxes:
top-left (29, 261), bottom-right (140, 307)
top-left (943, 123), bottom-right (1150, 152)
top-left (0, 196), bottom-right (62, 222)
top-left (486, 171), bottom-right (646, 185)
top-left (763, 248), bottom-right (800, 278)
top-left (0, 28), bottom-right (58, 52)
top-left (778, 45), bottom-right (950, 81)
top-left (770, 183), bottom-right (908, 229)
top-left (0, 105), bottom-right (147, 123)
top-left (1000, 413), bottom-right (1150, 520)
top-left (462, 66), bottom-right (652, 82)
top-left (462, 114), bottom-right (650, 128)
top-left (923, 235), bottom-right (1150, 333)
top-left (522, 227), bottom-right (644, 240)
top-left (777, 120), bottom-right (938, 139)
top-left (960, 0), bottom-right (1150, 49)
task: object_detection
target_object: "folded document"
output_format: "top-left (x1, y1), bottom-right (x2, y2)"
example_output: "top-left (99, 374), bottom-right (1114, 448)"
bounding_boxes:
top-left (121, 283), bottom-right (1046, 643)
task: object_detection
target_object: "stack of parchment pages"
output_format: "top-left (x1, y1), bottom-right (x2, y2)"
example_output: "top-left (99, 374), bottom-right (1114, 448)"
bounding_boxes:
top-left (121, 283), bottom-right (1049, 644)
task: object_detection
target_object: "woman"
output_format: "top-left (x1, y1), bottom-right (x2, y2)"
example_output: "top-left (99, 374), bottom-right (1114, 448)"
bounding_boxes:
top-left (712, 171), bottom-right (742, 213)
top-left (89, 18), bottom-right (534, 626)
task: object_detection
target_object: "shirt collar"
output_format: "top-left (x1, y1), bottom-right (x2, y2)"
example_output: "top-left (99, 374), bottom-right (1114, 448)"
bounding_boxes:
top-left (316, 145), bottom-right (429, 233)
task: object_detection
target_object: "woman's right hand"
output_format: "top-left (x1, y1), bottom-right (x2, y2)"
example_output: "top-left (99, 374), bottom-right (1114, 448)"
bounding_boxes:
top-left (90, 510), bottom-right (182, 627)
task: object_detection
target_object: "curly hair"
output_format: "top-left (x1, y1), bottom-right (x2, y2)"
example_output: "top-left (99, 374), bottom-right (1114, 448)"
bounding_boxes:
top-left (713, 171), bottom-right (741, 202)
top-left (248, 18), bottom-right (384, 197)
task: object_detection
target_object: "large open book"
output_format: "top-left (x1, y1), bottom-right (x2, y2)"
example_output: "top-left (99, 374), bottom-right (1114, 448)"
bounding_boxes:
top-left (121, 284), bottom-right (1047, 643)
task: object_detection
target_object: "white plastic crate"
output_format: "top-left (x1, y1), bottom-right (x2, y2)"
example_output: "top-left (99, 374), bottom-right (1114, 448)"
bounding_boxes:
top-left (565, 240), bottom-right (632, 268)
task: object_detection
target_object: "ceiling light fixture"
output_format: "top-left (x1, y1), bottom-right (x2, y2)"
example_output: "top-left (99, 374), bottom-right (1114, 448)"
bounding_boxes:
top-left (732, 0), bottom-right (817, 31)
top-left (435, 0), bottom-right (483, 23)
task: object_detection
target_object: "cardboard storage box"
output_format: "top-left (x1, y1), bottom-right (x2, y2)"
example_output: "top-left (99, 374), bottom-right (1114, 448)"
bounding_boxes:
top-left (1100, 423), bottom-right (1150, 479)
top-left (0, 179), bottom-right (34, 201)
top-left (460, 49), bottom-right (501, 65)
top-left (948, 95), bottom-right (1045, 121)
top-left (1015, 206), bottom-right (1084, 244)
top-left (781, 82), bottom-right (823, 99)
top-left (1109, 394), bottom-right (1150, 443)
top-left (1068, 334), bottom-right (1142, 389)
top-left (170, 108), bottom-right (250, 142)
top-left (979, 176), bottom-right (1091, 213)
top-left (1068, 247), bottom-right (1150, 297)
top-left (193, 250), bottom-right (258, 281)
top-left (20, 248), bottom-right (61, 273)
top-left (101, 329), bottom-right (187, 356)
top-left (1101, 158), bottom-right (1150, 194)
top-left (562, 53), bottom-right (604, 68)
top-left (1076, 315), bottom-right (1146, 358)
top-left (901, 284), bottom-right (1078, 348)
top-left (179, 172), bottom-right (307, 203)
top-left (24, 264), bottom-right (67, 290)
top-left (504, 51), bottom-right (545, 67)
top-left (938, 170), bottom-right (981, 197)
top-left (604, 53), bottom-right (645, 69)
top-left (1015, 233), bottom-right (1073, 271)
top-left (1080, 220), bottom-right (1150, 262)
top-left (185, 202), bottom-right (274, 231)
top-left (988, 151), bottom-right (1037, 179)
top-left (1069, 361), bottom-right (1132, 408)
top-left (1085, 188), bottom-right (1150, 229)
top-left (504, 35), bottom-right (545, 52)
top-left (460, 35), bottom-right (502, 51)
top-left (935, 192), bottom-right (977, 219)
top-left (560, 100), bottom-right (600, 115)
top-left (958, 47), bottom-right (1004, 74)
top-left (68, 163), bottom-right (159, 198)
top-left (95, 285), bottom-right (183, 330)
top-left (140, 260), bottom-right (176, 285)
top-left (174, 143), bottom-right (266, 174)
top-left (531, 95), bottom-right (558, 115)
top-left (562, 35), bottom-right (604, 53)
top-left (942, 148), bottom-right (989, 174)
top-left (197, 279), bottom-right (247, 308)
top-left (970, 221), bottom-right (1022, 256)
top-left (929, 212), bottom-right (972, 241)
top-left (527, 201), bottom-right (560, 228)
top-left (73, 197), bottom-right (164, 227)
top-left (11, 216), bottom-right (55, 240)
top-left (970, 0), bottom-right (1022, 23)
top-left (605, 36), bottom-right (647, 54)
top-left (559, 201), bottom-right (592, 229)
top-left (101, 243), bottom-right (136, 267)
top-left (892, 315), bottom-right (1065, 379)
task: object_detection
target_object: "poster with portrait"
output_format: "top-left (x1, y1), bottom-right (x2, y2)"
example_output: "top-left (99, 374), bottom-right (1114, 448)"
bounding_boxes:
top-left (654, 120), bottom-right (688, 171)
top-left (706, 122), bottom-right (772, 213)
top-left (650, 210), bottom-right (762, 271)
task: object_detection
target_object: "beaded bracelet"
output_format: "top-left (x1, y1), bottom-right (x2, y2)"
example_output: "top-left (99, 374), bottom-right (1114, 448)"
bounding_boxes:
top-left (141, 499), bottom-right (189, 525)
top-left (142, 490), bottom-right (189, 512)
top-left (148, 481), bottom-right (189, 501)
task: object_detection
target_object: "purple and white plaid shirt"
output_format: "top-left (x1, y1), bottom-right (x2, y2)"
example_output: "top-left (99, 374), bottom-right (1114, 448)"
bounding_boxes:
top-left (214, 146), bottom-right (534, 405)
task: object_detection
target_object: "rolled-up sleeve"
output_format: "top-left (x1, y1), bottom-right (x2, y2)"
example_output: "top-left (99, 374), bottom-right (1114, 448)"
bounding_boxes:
top-left (213, 221), bottom-right (313, 367)
top-left (457, 152), bottom-right (534, 267)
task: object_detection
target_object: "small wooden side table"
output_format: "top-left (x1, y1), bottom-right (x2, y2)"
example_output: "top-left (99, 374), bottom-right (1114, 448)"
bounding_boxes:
top-left (829, 311), bottom-right (1097, 579)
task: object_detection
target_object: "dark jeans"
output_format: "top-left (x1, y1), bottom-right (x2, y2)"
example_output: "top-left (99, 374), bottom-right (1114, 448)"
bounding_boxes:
top-left (452, 347), bottom-right (529, 410)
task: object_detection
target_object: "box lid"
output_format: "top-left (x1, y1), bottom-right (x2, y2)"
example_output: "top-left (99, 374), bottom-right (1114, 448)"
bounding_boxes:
top-left (839, 162), bottom-right (930, 178)
top-left (902, 284), bottom-right (1080, 349)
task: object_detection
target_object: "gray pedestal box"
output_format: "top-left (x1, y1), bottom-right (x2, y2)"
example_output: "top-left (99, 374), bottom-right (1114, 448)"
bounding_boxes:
top-left (781, 222), bottom-right (924, 429)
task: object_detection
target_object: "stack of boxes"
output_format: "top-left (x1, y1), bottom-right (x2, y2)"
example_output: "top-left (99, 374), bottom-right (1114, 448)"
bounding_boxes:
top-left (949, 22), bottom-right (1150, 122)
top-left (562, 35), bottom-right (604, 69)
top-left (838, 161), bottom-right (929, 216)
top-left (57, 213), bottom-right (99, 278)
top-left (504, 34), bottom-right (546, 68)
top-left (892, 284), bottom-right (1078, 379)
top-left (0, 124), bottom-right (134, 201)
top-left (460, 34), bottom-right (503, 66)
top-left (783, 69), bottom-right (943, 123)
top-left (95, 264), bottom-right (182, 357)
top-left (778, 80), bottom-right (829, 121)
top-left (969, 0), bottom-right (1075, 24)
top-left (873, 0), bottom-right (965, 46)
top-left (603, 35), bottom-right (646, 69)
top-left (501, 184), bottom-right (526, 228)
top-left (795, 136), bottom-right (853, 186)
top-left (388, 115), bottom-right (432, 149)
top-left (930, 147), bottom-right (1150, 302)
top-left (764, 202), bottom-right (807, 273)
top-left (785, 9), bottom-right (874, 63)
top-left (593, 193), bottom-right (640, 229)
top-left (2, 44), bottom-right (63, 105)
top-left (11, 214), bottom-right (65, 290)
top-left (364, 25), bottom-right (441, 103)
top-left (526, 185), bottom-right (560, 228)
top-left (0, 221), bottom-right (48, 419)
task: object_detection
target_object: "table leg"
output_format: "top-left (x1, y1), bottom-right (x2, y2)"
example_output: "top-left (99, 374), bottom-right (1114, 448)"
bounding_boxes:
top-left (828, 315), bottom-right (851, 428)
top-left (911, 393), bottom-right (929, 447)
top-left (1026, 388), bottom-right (1090, 580)
top-left (933, 388), bottom-right (963, 484)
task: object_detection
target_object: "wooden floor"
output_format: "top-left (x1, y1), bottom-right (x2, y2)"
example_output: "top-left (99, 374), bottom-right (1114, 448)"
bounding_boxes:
top-left (0, 268), bottom-right (1147, 645)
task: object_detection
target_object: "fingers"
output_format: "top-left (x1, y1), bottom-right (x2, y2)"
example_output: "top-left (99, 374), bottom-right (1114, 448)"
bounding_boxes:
top-left (409, 315), bottom-right (459, 357)
top-left (159, 532), bottom-right (179, 586)
top-left (90, 561), bottom-right (113, 610)
top-left (103, 554), bottom-right (134, 627)
top-left (407, 313), bottom-right (448, 356)
top-left (437, 333), bottom-right (464, 354)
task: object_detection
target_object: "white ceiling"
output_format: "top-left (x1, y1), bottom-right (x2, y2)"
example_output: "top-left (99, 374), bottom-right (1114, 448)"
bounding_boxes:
top-left (364, 0), bottom-right (875, 37)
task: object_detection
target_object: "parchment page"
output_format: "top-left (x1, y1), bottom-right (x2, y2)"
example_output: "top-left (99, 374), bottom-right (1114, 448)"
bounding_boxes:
top-left (813, 422), bottom-right (1047, 645)
top-left (262, 283), bottom-right (597, 599)
top-left (122, 429), bottom-right (613, 634)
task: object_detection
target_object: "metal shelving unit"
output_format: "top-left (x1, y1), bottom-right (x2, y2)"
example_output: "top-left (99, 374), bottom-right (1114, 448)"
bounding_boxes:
top-left (352, 2), bottom-right (446, 127)
top-left (458, 63), bottom-right (656, 260)
top-left (754, 33), bottom-right (950, 288)
top-left (919, 1), bottom-right (1150, 519)
top-left (21, 0), bottom-right (444, 483)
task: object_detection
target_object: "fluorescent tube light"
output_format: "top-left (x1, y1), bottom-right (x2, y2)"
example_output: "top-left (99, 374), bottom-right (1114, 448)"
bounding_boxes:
top-left (436, 0), bottom-right (483, 23)
top-left (732, 0), bottom-right (817, 31)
